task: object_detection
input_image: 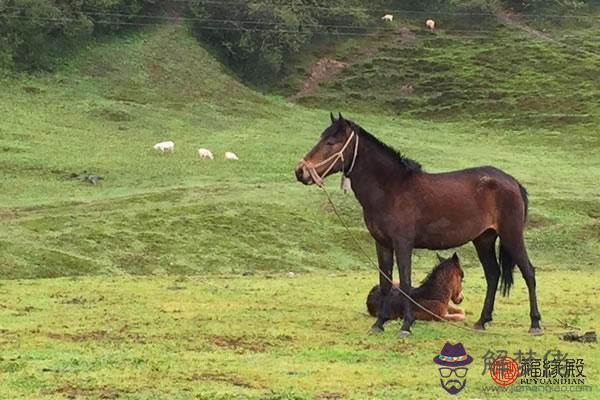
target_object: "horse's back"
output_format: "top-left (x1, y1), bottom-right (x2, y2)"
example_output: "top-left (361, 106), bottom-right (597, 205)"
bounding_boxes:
top-left (406, 165), bottom-right (526, 248)
top-left (424, 165), bottom-right (523, 199)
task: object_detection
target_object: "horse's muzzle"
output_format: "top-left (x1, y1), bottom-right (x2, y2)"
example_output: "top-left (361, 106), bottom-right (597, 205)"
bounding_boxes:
top-left (295, 161), bottom-right (313, 185)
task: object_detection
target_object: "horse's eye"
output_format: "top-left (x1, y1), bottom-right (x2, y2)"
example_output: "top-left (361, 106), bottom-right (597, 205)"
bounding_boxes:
top-left (326, 139), bottom-right (337, 145)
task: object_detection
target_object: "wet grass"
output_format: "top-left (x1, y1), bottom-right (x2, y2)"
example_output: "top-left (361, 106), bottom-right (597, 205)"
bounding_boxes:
top-left (0, 271), bottom-right (598, 399)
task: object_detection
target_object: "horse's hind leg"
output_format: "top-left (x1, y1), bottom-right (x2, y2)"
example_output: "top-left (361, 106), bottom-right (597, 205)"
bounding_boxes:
top-left (473, 229), bottom-right (500, 330)
top-left (370, 243), bottom-right (394, 334)
top-left (498, 228), bottom-right (543, 335)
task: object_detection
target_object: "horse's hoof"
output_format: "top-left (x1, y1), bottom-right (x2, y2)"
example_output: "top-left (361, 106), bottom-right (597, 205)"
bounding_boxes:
top-left (473, 322), bottom-right (486, 331)
top-left (369, 326), bottom-right (384, 335)
top-left (397, 330), bottom-right (411, 338)
top-left (529, 327), bottom-right (544, 336)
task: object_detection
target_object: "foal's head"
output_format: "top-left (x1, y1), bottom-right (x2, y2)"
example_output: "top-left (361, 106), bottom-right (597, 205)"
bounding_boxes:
top-left (444, 253), bottom-right (464, 304)
top-left (420, 253), bottom-right (464, 304)
top-left (295, 113), bottom-right (358, 185)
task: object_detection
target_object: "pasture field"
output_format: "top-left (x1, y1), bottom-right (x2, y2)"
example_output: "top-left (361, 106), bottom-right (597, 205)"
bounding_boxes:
top-left (0, 271), bottom-right (599, 399)
top-left (0, 25), bottom-right (599, 399)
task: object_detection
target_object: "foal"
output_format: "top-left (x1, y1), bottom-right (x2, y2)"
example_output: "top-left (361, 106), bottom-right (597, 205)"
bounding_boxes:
top-left (366, 253), bottom-right (465, 322)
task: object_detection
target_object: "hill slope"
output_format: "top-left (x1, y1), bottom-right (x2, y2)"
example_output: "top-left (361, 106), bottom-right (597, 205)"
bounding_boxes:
top-left (281, 17), bottom-right (600, 128)
top-left (0, 24), bottom-right (599, 281)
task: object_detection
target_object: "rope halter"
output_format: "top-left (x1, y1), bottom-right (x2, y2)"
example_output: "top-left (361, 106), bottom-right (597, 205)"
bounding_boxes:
top-left (300, 130), bottom-right (359, 187)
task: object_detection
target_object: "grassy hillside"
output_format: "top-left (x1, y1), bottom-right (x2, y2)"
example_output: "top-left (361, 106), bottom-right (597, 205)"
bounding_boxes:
top-left (0, 22), bottom-right (599, 399)
top-left (282, 16), bottom-right (600, 128)
top-left (0, 24), bottom-right (599, 280)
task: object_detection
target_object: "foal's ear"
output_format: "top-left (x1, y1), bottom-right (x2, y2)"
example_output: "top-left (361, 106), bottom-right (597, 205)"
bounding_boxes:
top-left (436, 253), bottom-right (445, 263)
top-left (451, 252), bottom-right (459, 263)
top-left (330, 112), bottom-right (335, 124)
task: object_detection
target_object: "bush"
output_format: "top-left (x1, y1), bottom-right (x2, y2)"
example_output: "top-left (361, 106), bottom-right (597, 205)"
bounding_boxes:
top-left (0, 0), bottom-right (157, 71)
top-left (187, 0), bottom-right (371, 83)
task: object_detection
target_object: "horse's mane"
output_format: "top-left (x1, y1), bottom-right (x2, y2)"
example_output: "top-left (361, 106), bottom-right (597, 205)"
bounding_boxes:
top-left (412, 257), bottom-right (460, 297)
top-left (349, 121), bottom-right (422, 173)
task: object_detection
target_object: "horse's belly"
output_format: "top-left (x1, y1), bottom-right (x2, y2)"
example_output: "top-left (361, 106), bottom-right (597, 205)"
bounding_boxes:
top-left (415, 218), bottom-right (488, 249)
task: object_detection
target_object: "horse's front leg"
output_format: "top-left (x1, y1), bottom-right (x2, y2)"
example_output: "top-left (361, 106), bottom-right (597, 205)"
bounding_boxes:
top-left (369, 242), bottom-right (394, 334)
top-left (395, 239), bottom-right (414, 337)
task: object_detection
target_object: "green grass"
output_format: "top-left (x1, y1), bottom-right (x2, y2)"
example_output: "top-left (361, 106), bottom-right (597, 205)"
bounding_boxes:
top-left (0, 271), bottom-right (598, 399)
top-left (282, 18), bottom-right (600, 129)
top-left (0, 23), bottom-right (599, 399)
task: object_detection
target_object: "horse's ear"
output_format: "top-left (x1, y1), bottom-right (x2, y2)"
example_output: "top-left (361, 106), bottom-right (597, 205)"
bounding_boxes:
top-left (452, 252), bottom-right (459, 263)
top-left (330, 112), bottom-right (335, 124)
top-left (436, 253), bottom-right (445, 262)
top-left (338, 112), bottom-right (344, 121)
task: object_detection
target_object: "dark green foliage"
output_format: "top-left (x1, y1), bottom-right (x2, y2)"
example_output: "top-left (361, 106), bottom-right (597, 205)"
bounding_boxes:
top-left (501, 0), bottom-right (589, 13)
top-left (186, 0), bottom-right (371, 83)
top-left (0, 0), bottom-right (157, 70)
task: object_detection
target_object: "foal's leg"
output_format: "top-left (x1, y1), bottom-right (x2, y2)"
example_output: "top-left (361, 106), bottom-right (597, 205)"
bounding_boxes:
top-left (499, 229), bottom-right (543, 335)
top-left (472, 230), bottom-right (500, 330)
top-left (445, 312), bottom-right (466, 322)
top-left (395, 239), bottom-right (414, 337)
top-left (447, 304), bottom-right (465, 316)
top-left (370, 243), bottom-right (394, 334)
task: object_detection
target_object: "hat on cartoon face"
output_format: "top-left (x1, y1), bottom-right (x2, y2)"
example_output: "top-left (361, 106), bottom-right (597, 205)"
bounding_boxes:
top-left (433, 342), bottom-right (473, 367)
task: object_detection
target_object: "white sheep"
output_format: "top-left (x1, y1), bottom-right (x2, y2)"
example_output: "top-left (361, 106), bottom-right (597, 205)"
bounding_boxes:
top-left (426, 19), bottom-right (435, 31)
top-left (225, 151), bottom-right (239, 160)
top-left (382, 14), bottom-right (393, 22)
top-left (153, 140), bottom-right (174, 153)
top-left (198, 148), bottom-right (214, 160)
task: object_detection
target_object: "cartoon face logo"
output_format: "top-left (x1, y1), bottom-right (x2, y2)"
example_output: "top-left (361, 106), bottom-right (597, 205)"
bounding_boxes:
top-left (433, 342), bottom-right (473, 395)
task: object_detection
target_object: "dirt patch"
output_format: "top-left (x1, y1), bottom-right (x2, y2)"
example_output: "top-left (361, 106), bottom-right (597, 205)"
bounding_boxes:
top-left (61, 296), bottom-right (88, 305)
top-left (495, 10), bottom-right (554, 42)
top-left (588, 210), bottom-right (600, 219)
top-left (83, 60), bottom-right (116, 78)
top-left (22, 86), bottom-right (44, 95)
top-left (395, 26), bottom-right (418, 45)
top-left (527, 213), bottom-right (554, 229)
top-left (89, 107), bottom-right (133, 122)
top-left (292, 58), bottom-right (347, 98)
top-left (398, 84), bottom-right (414, 97)
top-left (48, 384), bottom-right (125, 399)
top-left (47, 330), bottom-right (110, 342)
top-left (45, 326), bottom-right (145, 343)
top-left (208, 335), bottom-right (270, 352)
top-left (189, 372), bottom-right (255, 388)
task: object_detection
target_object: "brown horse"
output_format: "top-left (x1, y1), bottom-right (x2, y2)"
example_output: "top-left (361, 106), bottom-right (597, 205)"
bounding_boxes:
top-left (295, 113), bottom-right (542, 336)
top-left (366, 253), bottom-right (465, 322)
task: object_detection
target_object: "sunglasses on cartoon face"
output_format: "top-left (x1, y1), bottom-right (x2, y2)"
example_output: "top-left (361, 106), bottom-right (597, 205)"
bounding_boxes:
top-left (438, 367), bottom-right (468, 378)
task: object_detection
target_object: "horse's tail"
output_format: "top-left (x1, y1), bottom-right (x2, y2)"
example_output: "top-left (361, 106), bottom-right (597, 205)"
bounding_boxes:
top-left (498, 244), bottom-right (515, 296)
top-left (518, 182), bottom-right (529, 223)
top-left (498, 181), bottom-right (529, 296)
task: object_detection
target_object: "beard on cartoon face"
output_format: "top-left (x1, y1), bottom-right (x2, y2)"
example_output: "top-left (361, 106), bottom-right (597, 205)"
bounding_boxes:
top-left (440, 377), bottom-right (467, 395)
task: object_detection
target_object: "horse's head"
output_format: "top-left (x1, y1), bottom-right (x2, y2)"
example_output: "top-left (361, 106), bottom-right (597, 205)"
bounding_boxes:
top-left (446, 253), bottom-right (464, 304)
top-left (295, 112), bottom-right (359, 186)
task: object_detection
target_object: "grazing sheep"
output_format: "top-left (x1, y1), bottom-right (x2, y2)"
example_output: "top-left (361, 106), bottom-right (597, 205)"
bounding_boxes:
top-left (153, 141), bottom-right (175, 153)
top-left (198, 148), bottom-right (214, 160)
top-left (225, 151), bottom-right (239, 160)
top-left (381, 14), bottom-right (393, 22)
top-left (426, 19), bottom-right (435, 31)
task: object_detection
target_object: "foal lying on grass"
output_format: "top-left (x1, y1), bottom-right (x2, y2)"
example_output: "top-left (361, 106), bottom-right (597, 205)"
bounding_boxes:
top-left (366, 253), bottom-right (465, 322)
